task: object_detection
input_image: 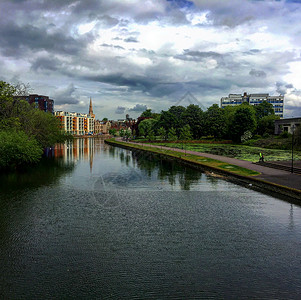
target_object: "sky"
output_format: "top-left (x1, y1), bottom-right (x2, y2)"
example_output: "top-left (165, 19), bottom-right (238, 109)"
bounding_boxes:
top-left (1, 0), bottom-right (301, 120)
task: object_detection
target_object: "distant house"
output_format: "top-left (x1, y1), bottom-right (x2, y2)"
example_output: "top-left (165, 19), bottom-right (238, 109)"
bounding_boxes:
top-left (94, 120), bottom-right (111, 134)
top-left (274, 117), bottom-right (301, 134)
top-left (15, 94), bottom-right (54, 113)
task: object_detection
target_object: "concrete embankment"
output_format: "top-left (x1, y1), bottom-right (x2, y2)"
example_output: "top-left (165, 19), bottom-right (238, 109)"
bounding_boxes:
top-left (105, 139), bottom-right (301, 202)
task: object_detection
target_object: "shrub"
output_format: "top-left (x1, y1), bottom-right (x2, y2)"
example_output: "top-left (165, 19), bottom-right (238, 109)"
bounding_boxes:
top-left (0, 130), bottom-right (42, 169)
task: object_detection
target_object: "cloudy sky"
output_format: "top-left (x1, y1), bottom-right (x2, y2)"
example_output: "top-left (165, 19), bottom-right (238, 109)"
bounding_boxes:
top-left (1, 0), bottom-right (301, 119)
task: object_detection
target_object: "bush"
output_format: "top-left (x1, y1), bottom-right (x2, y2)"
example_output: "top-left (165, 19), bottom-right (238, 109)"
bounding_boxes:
top-left (0, 130), bottom-right (42, 169)
top-left (279, 131), bottom-right (290, 139)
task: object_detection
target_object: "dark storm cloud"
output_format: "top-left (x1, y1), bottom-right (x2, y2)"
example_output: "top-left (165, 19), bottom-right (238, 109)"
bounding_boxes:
top-left (115, 106), bottom-right (126, 114)
top-left (53, 84), bottom-right (79, 105)
top-left (175, 50), bottom-right (222, 61)
top-left (0, 22), bottom-right (90, 57)
top-left (249, 69), bottom-right (267, 78)
top-left (124, 37), bottom-right (139, 43)
top-left (31, 56), bottom-right (61, 71)
top-left (128, 104), bottom-right (148, 112)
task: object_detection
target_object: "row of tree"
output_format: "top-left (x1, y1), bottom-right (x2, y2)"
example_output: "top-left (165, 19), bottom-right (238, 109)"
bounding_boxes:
top-left (0, 81), bottom-right (70, 169)
top-left (137, 101), bottom-right (279, 142)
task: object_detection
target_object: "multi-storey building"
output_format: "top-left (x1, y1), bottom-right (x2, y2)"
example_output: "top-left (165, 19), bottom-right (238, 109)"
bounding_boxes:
top-left (220, 92), bottom-right (284, 118)
top-left (55, 111), bottom-right (95, 135)
top-left (15, 94), bottom-right (54, 113)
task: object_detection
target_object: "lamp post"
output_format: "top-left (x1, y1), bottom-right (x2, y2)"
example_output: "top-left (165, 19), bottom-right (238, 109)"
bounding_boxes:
top-left (291, 124), bottom-right (296, 173)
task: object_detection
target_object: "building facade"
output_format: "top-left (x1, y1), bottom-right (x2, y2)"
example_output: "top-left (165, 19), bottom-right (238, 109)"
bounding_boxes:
top-left (274, 117), bottom-right (301, 135)
top-left (220, 92), bottom-right (284, 118)
top-left (94, 120), bottom-right (111, 134)
top-left (16, 94), bottom-right (54, 113)
top-left (55, 111), bottom-right (95, 135)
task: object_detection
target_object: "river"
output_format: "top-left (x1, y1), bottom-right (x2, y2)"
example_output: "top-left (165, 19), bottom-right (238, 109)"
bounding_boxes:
top-left (0, 138), bottom-right (301, 299)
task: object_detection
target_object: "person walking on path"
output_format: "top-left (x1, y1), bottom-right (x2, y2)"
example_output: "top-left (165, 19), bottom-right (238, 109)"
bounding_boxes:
top-left (259, 152), bottom-right (264, 162)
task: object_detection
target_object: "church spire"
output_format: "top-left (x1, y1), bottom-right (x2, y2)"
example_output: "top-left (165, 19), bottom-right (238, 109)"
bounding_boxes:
top-left (89, 97), bottom-right (95, 118)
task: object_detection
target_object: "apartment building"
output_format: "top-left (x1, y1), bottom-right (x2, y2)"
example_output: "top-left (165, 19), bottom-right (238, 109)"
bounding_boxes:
top-left (220, 92), bottom-right (284, 118)
top-left (15, 94), bottom-right (54, 113)
top-left (55, 111), bottom-right (95, 135)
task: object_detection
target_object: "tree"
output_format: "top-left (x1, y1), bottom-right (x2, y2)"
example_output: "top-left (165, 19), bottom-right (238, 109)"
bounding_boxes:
top-left (182, 104), bottom-right (204, 139)
top-left (203, 104), bottom-right (226, 139)
top-left (102, 117), bottom-right (108, 122)
top-left (231, 105), bottom-right (257, 142)
top-left (257, 115), bottom-right (280, 136)
top-left (254, 101), bottom-right (275, 121)
top-left (140, 109), bottom-right (152, 118)
top-left (119, 129), bottom-right (125, 137)
top-left (138, 118), bottom-right (157, 138)
top-left (179, 124), bottom-right (193, 141)
top-left (109, 128), bottom-right (117, 136)
top-left (158, 127), bottom-right (167, 141)
top-left (168, 127), bottom-right (178, 141)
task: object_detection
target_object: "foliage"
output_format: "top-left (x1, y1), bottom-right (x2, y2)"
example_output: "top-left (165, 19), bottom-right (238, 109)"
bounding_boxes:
top-left (203, 104), bottom-right (226, 138)
top-left (109, 128), bottom-right (117, 136)
top-left (138, 118), bottom-right (157, 137)
top-left (102, 117), bottom-right (108, 122)
top-left (254, 101), bottom-right (275, 120)
top-left (257, 114), bottom-right (279, 135)
top-left (168, 127), bottom-right (178, 141)
top-left (140, 109), bottom-right (153, 118)
top-left (241, 130), bottom-right (252, 143)
top-left (182, 104), bottom-right (204, 139)
top-left (0, 81), bottom-right (70, 169)
top-left (231, 105), bottom-right (257, 142)
top-left (179, 124), bottom-right (193, 141)
top-left (119, 129), bottom-right (125, 137)
top-left (0, 130), bottom-right (42, 169)
top-left (158, 127), bottom-right (167, 141)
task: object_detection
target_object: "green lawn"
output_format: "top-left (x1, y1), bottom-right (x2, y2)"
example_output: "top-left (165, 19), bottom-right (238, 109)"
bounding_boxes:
top-left (154, 142), bottom-right (301, 162)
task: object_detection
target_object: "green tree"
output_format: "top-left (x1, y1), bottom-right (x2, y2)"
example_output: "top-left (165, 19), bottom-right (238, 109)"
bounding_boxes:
top-left (257, 115), bottom-right (280, 136)
top-left (231, 105), bottom-right (257, 142)
top-left (119, 129), bottom-right (125, 137)
top-left (182, 104), bottom-right (204, 139)
top-left (203, 104), bottom-right (226, 139)
top-left (0, 130), bottom-right (42, 169)
top-left (138, 118), bottom-right (157, 137)
top-left (140, 109), bottom-right (152, 118)
top-left (109, 128), bottom-right (117, 136)
top-left (179, 124), bottom-right (193, 141)
top-left (102, 117), bottom-right (108, 122)
top-left (158, 127), bottom-right (167, 141)
top-left (168, 127), bottom-right (178, 141)
top-left (254, 101), bottom-right (275, 121)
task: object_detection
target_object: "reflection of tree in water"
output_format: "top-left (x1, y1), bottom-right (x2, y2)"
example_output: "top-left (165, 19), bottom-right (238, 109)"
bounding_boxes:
top-left (108, 146), bottom-right (116, 158)
top-left (129, 150), bottom-right (202, 190)
top-left (0, 157), bottom-right (75, 193)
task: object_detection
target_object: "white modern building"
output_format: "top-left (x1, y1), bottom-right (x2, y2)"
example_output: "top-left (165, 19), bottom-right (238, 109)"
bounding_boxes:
top-left (55, 111), bottom-right (95, 135)
top-left (221, 92), bottom-right (284, 118)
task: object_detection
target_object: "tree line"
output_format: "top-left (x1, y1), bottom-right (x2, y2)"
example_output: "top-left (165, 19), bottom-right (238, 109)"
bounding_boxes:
top-left (0, 81), bottom-right (71, 170)
top-left (136, 101), bottom-right (279, 142)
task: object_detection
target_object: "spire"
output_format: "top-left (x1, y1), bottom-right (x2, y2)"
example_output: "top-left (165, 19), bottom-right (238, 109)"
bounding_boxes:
top-left (89, 97), bottom-right (95, 118)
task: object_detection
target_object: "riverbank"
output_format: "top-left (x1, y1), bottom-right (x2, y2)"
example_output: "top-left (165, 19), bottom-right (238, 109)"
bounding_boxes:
top-left (105, 139), bottom-right (301, 202)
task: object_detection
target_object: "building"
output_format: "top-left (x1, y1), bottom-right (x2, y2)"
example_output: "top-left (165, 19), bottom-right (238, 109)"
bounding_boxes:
top-left (94, 120), bottom-right (111, 134)
top-left (55, 98), bottom-right (96, 135)
top-left (16, 94), bottom-right (54, 113)
top-left (55, 111), bottom-right (95, 135)
top-left (220, 92), bottom-right (284, 118)
top-left (274, 117), bottom-right (301, 135)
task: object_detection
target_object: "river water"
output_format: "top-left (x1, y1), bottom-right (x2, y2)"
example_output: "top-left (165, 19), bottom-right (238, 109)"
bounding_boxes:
top-left (1, 138), bottom-right (301, 299)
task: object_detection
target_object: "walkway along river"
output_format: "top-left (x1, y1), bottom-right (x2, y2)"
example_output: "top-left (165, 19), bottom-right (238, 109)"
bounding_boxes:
top-left (1, 138), bottom-right (301, 299)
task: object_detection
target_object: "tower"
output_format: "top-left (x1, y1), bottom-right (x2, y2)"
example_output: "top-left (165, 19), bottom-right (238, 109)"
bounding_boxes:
top-left (89, 97), bottom-right (95, 118)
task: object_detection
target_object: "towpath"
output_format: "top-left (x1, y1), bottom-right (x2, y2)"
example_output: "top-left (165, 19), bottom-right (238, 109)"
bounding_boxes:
top-left (124, 140), bottom-right (301, 191)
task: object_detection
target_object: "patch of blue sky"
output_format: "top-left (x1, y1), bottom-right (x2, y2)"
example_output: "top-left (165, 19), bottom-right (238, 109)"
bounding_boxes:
top-left (166, 0), bottom-right (195, 9)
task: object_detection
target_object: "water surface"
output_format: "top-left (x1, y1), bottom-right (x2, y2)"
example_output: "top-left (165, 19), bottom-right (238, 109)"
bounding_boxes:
top-left (1, 138), bottom-right (301, 299)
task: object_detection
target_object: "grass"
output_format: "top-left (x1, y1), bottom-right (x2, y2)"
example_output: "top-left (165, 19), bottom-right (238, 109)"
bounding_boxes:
top-left (106, 139), bottom-right (260, 177)
top-left (151, 142), bottom-right (301, 162)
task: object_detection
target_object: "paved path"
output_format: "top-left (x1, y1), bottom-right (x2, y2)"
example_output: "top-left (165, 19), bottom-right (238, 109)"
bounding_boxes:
top-left (125, 141), bottom-right (301, 191)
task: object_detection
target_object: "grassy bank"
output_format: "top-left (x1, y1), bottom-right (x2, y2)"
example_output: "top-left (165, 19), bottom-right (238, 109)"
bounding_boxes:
top-left (106, 139), bottom-right (260, 177)
top-left (150, 142), bottom-right (301, 162)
